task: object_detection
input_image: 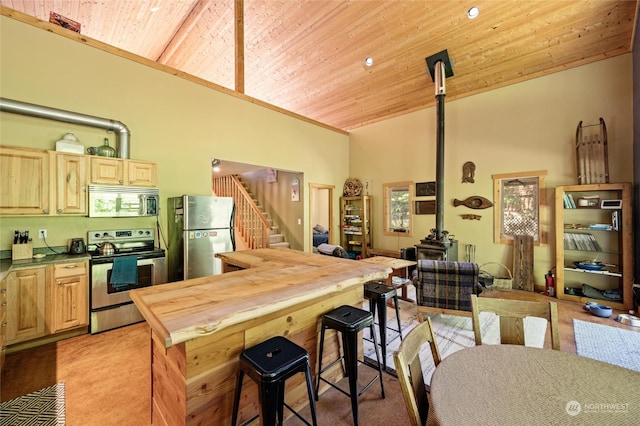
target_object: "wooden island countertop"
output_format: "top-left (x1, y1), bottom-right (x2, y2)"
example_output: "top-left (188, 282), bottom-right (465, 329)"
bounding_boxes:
top-left (129, 248), bottom-right (391, 425)
top-left (131, 248), bottom-right (390, 348)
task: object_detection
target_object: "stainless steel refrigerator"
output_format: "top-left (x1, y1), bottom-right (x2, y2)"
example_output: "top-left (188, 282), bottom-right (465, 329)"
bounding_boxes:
top-left (167, 195), bottom-right (235, 281)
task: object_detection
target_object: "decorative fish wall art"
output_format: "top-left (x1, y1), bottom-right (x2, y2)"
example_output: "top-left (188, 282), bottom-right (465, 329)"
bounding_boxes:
top-left (461, 214), bottom-right (482, 220)
top-left (453, 196), bottom-right (493, 209)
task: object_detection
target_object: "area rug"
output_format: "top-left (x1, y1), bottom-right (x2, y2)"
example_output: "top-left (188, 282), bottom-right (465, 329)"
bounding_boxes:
top-left (573, 319), bottom-right (640, 372)
top-left (363, 289), bottom-right (548, 384)
top-left (0, 382), bottom-right (66, 425)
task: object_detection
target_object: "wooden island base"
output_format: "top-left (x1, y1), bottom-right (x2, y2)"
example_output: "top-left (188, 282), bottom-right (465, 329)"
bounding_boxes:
top-left (131, 249), bottom-right (390, 425)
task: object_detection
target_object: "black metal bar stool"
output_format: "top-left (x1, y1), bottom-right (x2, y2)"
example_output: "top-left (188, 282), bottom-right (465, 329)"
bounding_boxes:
top-left (364, 281), bottom-right (403, 371)
top-left (231, 335), bottom-right (318, 426)
top-left (315, 305), bottom-right (385, 426)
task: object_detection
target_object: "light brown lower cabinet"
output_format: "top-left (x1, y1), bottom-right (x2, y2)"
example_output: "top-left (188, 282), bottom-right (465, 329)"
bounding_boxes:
top-left (50, 262), bottom-right (89, 333)
top-left (3, 261), bottom-right (89, 348)
top-left (5, 266), bottom-right (47, 345)
top-left (0, 278), bottom-right (7, 370)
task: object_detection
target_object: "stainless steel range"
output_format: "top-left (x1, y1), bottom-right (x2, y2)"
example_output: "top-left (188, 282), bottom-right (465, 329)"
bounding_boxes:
top-left (88, 228), bottom-right (166, 334)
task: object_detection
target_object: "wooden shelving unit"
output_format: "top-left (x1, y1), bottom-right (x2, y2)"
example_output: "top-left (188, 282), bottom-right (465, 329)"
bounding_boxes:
top-left (555, 183), bottom-right (632, 310)
top-left (340, 195), bottom-right (372, 259)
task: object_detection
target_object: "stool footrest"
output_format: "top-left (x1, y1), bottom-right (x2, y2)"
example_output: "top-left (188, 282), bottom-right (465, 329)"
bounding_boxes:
top-left (284, 402), bottom-right (315, 426)
top-left (318, 360), bottom-right (383, 400)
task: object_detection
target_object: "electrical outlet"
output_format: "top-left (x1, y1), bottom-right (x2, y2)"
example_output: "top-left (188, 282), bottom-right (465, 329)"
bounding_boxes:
top-left (39, 229), bottom-right (47, 239)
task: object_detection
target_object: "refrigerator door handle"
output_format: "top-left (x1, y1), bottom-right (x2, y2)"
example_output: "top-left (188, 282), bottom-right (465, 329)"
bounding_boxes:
top-left (230, 204), bottom-right (236, 250)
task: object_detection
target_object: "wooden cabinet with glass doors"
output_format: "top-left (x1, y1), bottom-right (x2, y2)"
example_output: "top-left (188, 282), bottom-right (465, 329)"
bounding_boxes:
top-left (555, 183), bottom-right (632, 310)
top-left (340, 196), bottom-right (372, 258)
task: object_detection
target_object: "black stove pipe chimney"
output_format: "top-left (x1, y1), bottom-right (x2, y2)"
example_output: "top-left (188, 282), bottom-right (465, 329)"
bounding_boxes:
top-left (434, 60), bottom-right (446, 240)
top-left (425, 50), bottom-right (454, 242)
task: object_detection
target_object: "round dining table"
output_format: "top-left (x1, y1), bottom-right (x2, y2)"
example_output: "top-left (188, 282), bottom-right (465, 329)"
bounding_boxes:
top-left (427, 344), bottom-right (640, 425)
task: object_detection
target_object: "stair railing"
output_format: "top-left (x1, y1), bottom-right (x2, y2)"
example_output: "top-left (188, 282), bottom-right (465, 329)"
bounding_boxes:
top-left (212, 175), bottom-right (271, 249)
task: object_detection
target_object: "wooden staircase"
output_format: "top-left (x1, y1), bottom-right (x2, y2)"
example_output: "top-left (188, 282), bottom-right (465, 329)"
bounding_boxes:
top-left (212, 175), bottom-right (290, 249)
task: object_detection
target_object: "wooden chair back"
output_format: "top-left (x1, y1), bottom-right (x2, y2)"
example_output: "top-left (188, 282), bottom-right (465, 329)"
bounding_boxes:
top-left (393, 316), bottom-right (442, 426)
top-left (470, 295), bottom-right (560, 350)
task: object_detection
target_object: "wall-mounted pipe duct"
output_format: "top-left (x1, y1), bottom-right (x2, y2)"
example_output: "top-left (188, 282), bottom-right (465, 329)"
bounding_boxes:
top-left (0, 97), bottom-right (131, 159)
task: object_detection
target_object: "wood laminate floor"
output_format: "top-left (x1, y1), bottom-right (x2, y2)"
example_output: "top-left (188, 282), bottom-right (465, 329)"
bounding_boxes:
top-left (1, 290), bottom-right (637, 425)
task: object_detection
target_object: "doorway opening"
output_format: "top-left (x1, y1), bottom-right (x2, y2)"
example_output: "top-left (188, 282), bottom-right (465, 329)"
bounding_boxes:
top-left (309, 183), bottom-right (334, 253)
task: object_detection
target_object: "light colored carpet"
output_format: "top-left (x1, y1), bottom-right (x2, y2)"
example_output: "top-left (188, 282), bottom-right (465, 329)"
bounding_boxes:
top-left (573, 319), bottom-right (640, 372)
top-left (0, 382), bottom-right (66, 425)
top-left (363, 289), bottom-right (548, 383)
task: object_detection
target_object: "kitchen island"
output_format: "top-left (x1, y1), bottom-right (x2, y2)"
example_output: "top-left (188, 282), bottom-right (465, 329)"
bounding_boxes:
top-left (130, 248), bottom-right (390, 425)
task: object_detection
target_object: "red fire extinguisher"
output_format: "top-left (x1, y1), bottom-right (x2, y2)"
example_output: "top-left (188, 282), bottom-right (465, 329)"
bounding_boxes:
top-left (545, 270), bottom-right (555, 297)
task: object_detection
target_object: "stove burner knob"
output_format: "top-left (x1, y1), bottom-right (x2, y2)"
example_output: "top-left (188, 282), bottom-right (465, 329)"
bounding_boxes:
top-left (138, 230), bottom-right (144, 235)
top-left (94, 233), bottom-right (101, 238)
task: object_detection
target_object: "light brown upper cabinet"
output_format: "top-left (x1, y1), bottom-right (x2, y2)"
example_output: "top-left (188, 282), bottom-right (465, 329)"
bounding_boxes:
top-left (0, 146), bottom-right (50, 215)
top-left (90, 157), bottom-right (157, 187)
top-left (53, 152), bottom-right (88, 215)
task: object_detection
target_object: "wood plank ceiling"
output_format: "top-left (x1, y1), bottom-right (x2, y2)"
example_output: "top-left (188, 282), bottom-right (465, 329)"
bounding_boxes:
top-left (2, 0), bottom-right (637, 131)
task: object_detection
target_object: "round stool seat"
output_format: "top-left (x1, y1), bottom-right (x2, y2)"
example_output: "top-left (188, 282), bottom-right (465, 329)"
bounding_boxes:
top-left (321, 304), bottom-right (373, 332)
top-left (240, 336), bottom-right (310, 383)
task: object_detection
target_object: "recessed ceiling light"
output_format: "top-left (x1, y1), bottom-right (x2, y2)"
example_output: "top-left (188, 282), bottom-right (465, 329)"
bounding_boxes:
top-left (467, 6), bottom-right (480, 19)
top-left (150, 6), bottom-right (161, 13)
top-left (364, 57), bottom-right (374, 67)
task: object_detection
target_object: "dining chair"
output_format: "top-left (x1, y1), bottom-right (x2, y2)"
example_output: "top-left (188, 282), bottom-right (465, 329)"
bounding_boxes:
top-left (393, 316), bottom-right (442, 426)
top-left (470, 295), bottom-right (561, 350)
top-left (415, 260), bottom-right (480, 321)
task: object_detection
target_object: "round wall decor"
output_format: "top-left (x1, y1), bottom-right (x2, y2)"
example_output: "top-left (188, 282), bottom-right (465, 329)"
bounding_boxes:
top-left (343, 178), bottom-right (363, 196)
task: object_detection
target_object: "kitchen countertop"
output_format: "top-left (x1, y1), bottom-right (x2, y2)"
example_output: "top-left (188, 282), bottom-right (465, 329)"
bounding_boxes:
top-left (0, 252), bottom-right (91, 282)
top-left (130, 248), bottom-right (391, 348)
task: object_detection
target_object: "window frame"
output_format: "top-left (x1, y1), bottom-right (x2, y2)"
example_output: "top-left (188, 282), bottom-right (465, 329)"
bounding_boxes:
top-left (383, 181), bottom-right (414, 237)
top-left (492, 170), bottom-right (547, 245)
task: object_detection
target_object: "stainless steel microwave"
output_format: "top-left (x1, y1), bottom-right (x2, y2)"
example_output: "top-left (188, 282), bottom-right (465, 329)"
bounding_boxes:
top-left (88, 185), bottom-right (159, 217)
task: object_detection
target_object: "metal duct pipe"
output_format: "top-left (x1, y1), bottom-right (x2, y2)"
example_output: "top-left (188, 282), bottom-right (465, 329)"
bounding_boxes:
top-left (0, 97), bottom-right (131, 159)
top-left (434, 60), bottom-right (446, 240)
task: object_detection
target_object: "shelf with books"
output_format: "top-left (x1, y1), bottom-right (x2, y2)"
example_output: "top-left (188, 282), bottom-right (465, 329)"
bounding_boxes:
top-left (555, 183), bottom-right (632, 310)
top-left (340, 195), bottom-right (372, 258)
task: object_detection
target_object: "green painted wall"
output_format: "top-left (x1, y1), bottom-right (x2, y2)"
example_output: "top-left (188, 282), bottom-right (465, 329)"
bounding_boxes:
top-left (0, 16), bottom-right (349, 252)
top-left (349, 53), bottom-right (633, 289)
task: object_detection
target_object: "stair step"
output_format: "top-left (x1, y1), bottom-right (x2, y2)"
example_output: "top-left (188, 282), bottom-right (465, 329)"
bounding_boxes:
top-left (269, 241), bottom-right (290, 249)
top-left (269, 233), bottom-right (285, 244)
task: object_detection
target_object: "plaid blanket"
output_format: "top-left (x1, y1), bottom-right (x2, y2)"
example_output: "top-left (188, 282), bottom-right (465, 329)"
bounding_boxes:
top-left (416, 260), bottom-right (480, 312)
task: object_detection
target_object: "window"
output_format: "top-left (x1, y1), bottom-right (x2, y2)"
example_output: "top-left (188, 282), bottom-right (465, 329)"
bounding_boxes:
top-left (383, 181), bottom-right (413, 236)
top-left (492, 171), bottom-right (546, 244)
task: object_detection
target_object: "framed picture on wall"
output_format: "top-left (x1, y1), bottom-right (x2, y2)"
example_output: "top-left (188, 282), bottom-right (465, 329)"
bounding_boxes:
top-left (291, 178), bottom-right (300, 202)
top-left (415, 200), bottom-right (436, 215)
top-left (266, 168), bottom-right (278, 183)
top-left (416, 181), bottom-right (436, 197)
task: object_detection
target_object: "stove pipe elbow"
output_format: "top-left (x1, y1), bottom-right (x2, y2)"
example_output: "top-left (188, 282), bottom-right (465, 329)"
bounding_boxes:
top-left (0, 97), bottom-right (131, 159)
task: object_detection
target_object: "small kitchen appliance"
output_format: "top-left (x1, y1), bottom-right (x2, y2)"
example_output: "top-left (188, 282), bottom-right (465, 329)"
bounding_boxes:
top-left (88, 185), bottom-right (159, 217)
top-left (68, 237), bottom-right (86, 254)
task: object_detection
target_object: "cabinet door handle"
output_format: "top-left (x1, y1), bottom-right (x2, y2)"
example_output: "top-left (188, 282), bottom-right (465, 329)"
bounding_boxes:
top-left (0, 289), bottom-right (6, 294)
top-left (43, 209), bottom-right (49, 214)
top-left (1, 322), bottom-right (6, 327)
top-left (63, 265), bottom-right (78, 269)
top-left (57, 209), bottom-right (63, 213)
top-left (67, 173), bottom-right (71, 183)
top-left (129, 180), bottom-right (134, 184)
top-left (1, 301), bottom-right (6, 306)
